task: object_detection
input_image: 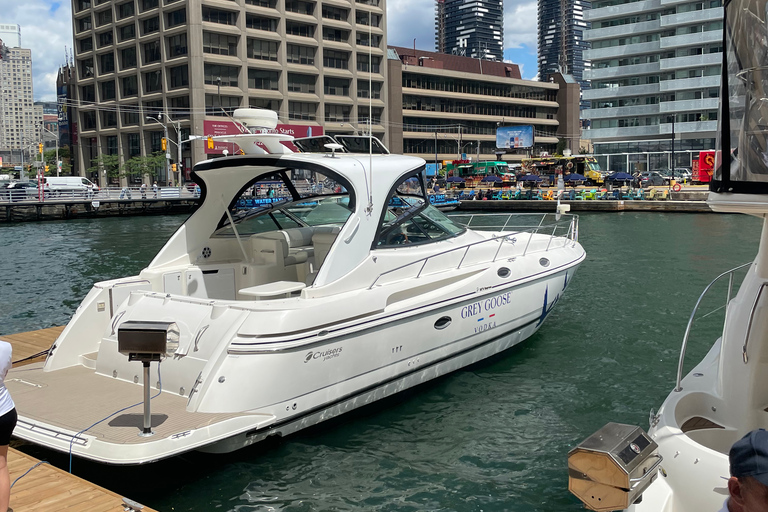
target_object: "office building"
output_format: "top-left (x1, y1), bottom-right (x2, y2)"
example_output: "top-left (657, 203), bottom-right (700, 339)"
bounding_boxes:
top-left (581, 0), bottom-right (722, 173)
top-left (435, 0), bottom-right (503, 61)
top-left (0, 46), bottom-right (36, 166)
top-left (0, 24), bottom-right (21, 48)
top-left (537, 0), bottom-right (591, 107)
top-left (387, 47), bottom-right (580, 162)
top-left (71, 0), bottom-right (388, 185)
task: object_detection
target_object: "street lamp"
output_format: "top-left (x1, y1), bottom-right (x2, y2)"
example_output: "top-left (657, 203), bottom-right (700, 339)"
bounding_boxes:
top-left (146, 114), bottom-right (170, 186)
top-left (668, 115), bottom-right (676, 192)
top-left (158, 112), bottom-right (183, 188)
top-left (40, 125), bottom-right (59, 176)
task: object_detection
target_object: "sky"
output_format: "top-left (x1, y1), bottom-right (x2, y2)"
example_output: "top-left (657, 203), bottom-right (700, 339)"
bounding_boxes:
top-left (5, 0), bottom-right (540, 102)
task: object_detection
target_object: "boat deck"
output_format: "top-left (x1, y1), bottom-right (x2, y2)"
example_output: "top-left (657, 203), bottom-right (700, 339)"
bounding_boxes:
top-left (8, 362), bottom-right (252, 446)
top-left (1, 326), bottom-right (158, 511)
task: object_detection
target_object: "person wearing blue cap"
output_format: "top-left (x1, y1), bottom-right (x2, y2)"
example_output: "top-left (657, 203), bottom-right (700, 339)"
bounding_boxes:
top-left (721, 429), bottom-right (768, 512)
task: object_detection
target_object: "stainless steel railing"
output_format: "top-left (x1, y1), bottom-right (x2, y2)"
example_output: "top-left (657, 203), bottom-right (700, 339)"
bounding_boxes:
top-left (369, 213), bottom-right (579, 289)
top-left (0, 186), bottom-right (200, 203)
top-left (674, 261), bottom-right (752, 392)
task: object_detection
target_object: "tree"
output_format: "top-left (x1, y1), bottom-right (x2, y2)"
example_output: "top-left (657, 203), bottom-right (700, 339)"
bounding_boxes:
top-left (123, 152), bottom-right (165, 181)
top-left (555, 138), bottom-right (568, 156)
top-left (87, 154), bottom-right (122, 180)
top-left (43, 147), bottom-right (73, 175)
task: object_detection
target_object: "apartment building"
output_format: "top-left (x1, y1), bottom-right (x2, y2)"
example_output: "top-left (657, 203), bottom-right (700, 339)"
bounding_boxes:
top-left (0, 46), bottom-right (37, 166)
top-left (434, 0), bottom-right (504, 61)
top-left (387, 47), bottom-right (580, 163)
top-left (71, 0), bottom-right (388, 185)
top-left (537, 0), bottom-right (591, 108)
top-left (581, 0), bottom-right (722, 172)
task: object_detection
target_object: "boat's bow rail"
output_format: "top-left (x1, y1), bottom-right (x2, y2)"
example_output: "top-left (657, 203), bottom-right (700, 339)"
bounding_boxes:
top-left (675, 262), bottom-right (752, 392)
top-left (370, 213), bottom-right (579, 289)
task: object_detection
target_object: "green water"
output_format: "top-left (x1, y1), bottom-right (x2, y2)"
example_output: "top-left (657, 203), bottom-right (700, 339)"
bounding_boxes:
top-left (0, 212), bottom-right (761, 511)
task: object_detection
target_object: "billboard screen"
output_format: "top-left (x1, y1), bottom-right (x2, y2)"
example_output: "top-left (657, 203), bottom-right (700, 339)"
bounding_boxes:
top-left (203, 121), bottom-right (324, 154)
top-left (496, 125), bottom-right (534, 149)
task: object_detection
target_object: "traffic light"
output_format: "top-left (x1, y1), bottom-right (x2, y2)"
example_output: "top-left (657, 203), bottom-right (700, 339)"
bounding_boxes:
top-left (207, 136), bottom-right (214, 150)
top-left (171, 163), bottom-right (177, 172)
top-left (38, 143), bottom-right (43, 154)
top-left (45, 165), bottom-right (49, 173)
top-left (161, 137), bottom-right (167, 151)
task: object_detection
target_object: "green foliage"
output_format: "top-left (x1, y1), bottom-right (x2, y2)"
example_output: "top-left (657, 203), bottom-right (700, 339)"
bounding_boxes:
top-left (579, 146), bottom-right (590, 155)
top-left (555, 138), bottom-right (568, 156)
top-left (123, 152), bottom-right (165, 180)
top-left (87, 154), bottom-right (122, 179)
top-left (43, 147), bottom-right (73, 176)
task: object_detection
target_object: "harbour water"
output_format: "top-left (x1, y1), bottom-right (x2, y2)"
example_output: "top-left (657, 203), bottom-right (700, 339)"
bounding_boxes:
top-left (0, 212), bottom-right (761, 511)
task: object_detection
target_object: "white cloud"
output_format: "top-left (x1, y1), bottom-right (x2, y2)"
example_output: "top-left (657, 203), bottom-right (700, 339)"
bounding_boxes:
top-left (504, 1), bottom-right (538, 51)
top-left (387, 0), bottom-right (539, 56)
top-left (386, 0), bottom-right (436, 50)
top-left (4, 0), bottom-right (73, 102)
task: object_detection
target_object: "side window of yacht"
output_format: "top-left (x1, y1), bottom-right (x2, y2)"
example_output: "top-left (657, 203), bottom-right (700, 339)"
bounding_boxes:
top-left (375, 173), bottom-right (465, 247)
top-left (213, 168), bottom-right (354, 238)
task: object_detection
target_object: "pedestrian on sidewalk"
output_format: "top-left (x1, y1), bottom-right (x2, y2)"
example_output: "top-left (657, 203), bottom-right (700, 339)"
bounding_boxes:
top-left (152, 182), bottom-right (158, 198)
top-left (140, 182), bottom-right (147, 199)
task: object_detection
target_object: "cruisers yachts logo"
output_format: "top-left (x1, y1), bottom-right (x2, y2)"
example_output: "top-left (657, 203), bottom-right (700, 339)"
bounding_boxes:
top-left (305, 347), bottom-right (343, 363)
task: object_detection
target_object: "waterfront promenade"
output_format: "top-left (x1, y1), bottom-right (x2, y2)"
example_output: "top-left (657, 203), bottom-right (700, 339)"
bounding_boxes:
top-left (0, 184), bottom-right (713, 222)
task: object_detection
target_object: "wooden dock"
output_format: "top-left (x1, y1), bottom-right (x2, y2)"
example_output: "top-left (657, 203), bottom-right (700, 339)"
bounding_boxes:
top-left (2, 326), bottom-right (158, 512)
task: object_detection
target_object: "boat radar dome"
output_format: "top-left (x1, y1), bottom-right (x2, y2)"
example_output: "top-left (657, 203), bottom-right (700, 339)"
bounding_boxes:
top-left (232, 108), bottom-right (278, 130)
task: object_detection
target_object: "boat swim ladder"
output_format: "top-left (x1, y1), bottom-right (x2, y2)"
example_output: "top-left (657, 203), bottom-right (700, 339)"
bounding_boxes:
top-left (674, 262), bottom-right (752, 392)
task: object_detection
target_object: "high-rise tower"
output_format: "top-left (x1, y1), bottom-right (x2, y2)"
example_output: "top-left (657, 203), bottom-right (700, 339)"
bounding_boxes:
top-left (537, 0), bottom-right (590, 104)
top-left (436, 0), bottom-right (503, 61)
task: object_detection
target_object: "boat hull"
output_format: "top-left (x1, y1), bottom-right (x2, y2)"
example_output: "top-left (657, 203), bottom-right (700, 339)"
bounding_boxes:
top-left (8, 259), bottom-right (582, 464)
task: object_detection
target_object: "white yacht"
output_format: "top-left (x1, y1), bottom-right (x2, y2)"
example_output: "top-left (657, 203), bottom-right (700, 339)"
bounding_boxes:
top-left (6, 110), bottom-right (584, 464)
top-left (569, 1), bottom-right (768, 510)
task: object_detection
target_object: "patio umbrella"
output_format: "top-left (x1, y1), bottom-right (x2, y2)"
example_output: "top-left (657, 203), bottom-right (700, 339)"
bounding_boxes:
top-left (605, 172), bottom-right (634, 185)
top-left (446, 176), bottom-right (464, 183)
top-left (481, 175), bottom-right (502, 182)
top-left (517, 174), bottom-right (543, 188)
top-left (564, 173), bottom-right (586, 183)
top-left (605, 172), bottom-right (634, 181)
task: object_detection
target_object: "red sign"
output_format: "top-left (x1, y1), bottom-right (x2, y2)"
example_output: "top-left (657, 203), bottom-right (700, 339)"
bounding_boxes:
top-left (695, 150), bottom-right (716, 183)
top-left (203, 121), bottom-right (323, 154)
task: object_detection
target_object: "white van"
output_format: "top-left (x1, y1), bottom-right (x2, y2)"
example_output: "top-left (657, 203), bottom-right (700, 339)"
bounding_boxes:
top-left (41, 176), bottom-right (99, 197)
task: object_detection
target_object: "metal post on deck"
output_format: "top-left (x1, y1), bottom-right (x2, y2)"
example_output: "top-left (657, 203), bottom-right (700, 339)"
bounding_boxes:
top-left (141, 361), bottom-right (153, 436)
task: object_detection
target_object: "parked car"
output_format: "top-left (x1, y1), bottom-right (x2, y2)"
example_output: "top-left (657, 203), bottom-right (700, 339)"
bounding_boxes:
top-left (0, 181), bottom-right (41, 201)
top-left (635, 171), bottom-right (666, 188)
top-left (667, 168), bottom-right (692, 183)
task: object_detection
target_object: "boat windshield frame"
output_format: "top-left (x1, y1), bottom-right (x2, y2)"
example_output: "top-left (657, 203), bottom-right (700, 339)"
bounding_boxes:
top-left (208, 161), bottom-right (355, 232)
top-left (373, 167), bottom-right (467, 249)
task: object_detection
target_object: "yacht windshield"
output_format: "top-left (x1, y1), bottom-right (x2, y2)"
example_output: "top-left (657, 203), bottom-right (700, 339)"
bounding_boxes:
top-left (214, 167), bottom-right (353, 237)
top-left (376, 173), bottom-right (465, 247)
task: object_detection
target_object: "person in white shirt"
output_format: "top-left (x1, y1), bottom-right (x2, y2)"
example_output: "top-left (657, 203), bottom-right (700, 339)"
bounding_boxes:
top-left (720, 429), bottom-right (768, 512)
top-left (0, 341), bottom-right (17, 512)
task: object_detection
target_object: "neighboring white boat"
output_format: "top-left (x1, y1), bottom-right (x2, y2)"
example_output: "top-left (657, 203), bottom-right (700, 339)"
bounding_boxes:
top-left (569, 1), bottom-right (768, 510)
top-left (6, 109), bottom-right (584, 465)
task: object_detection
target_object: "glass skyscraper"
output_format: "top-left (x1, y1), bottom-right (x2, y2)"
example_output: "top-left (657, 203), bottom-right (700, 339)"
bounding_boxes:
top-left (435, 0), bottom-right (504, 61)
top-left (537, 0), bottom-right (591, 106)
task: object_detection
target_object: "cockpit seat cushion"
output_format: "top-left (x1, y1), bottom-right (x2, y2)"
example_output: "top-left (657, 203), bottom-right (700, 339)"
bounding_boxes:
top-left (282, 227), bottom-right (314, 248)
top-left (252, 230), bottom-right (310, 266)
